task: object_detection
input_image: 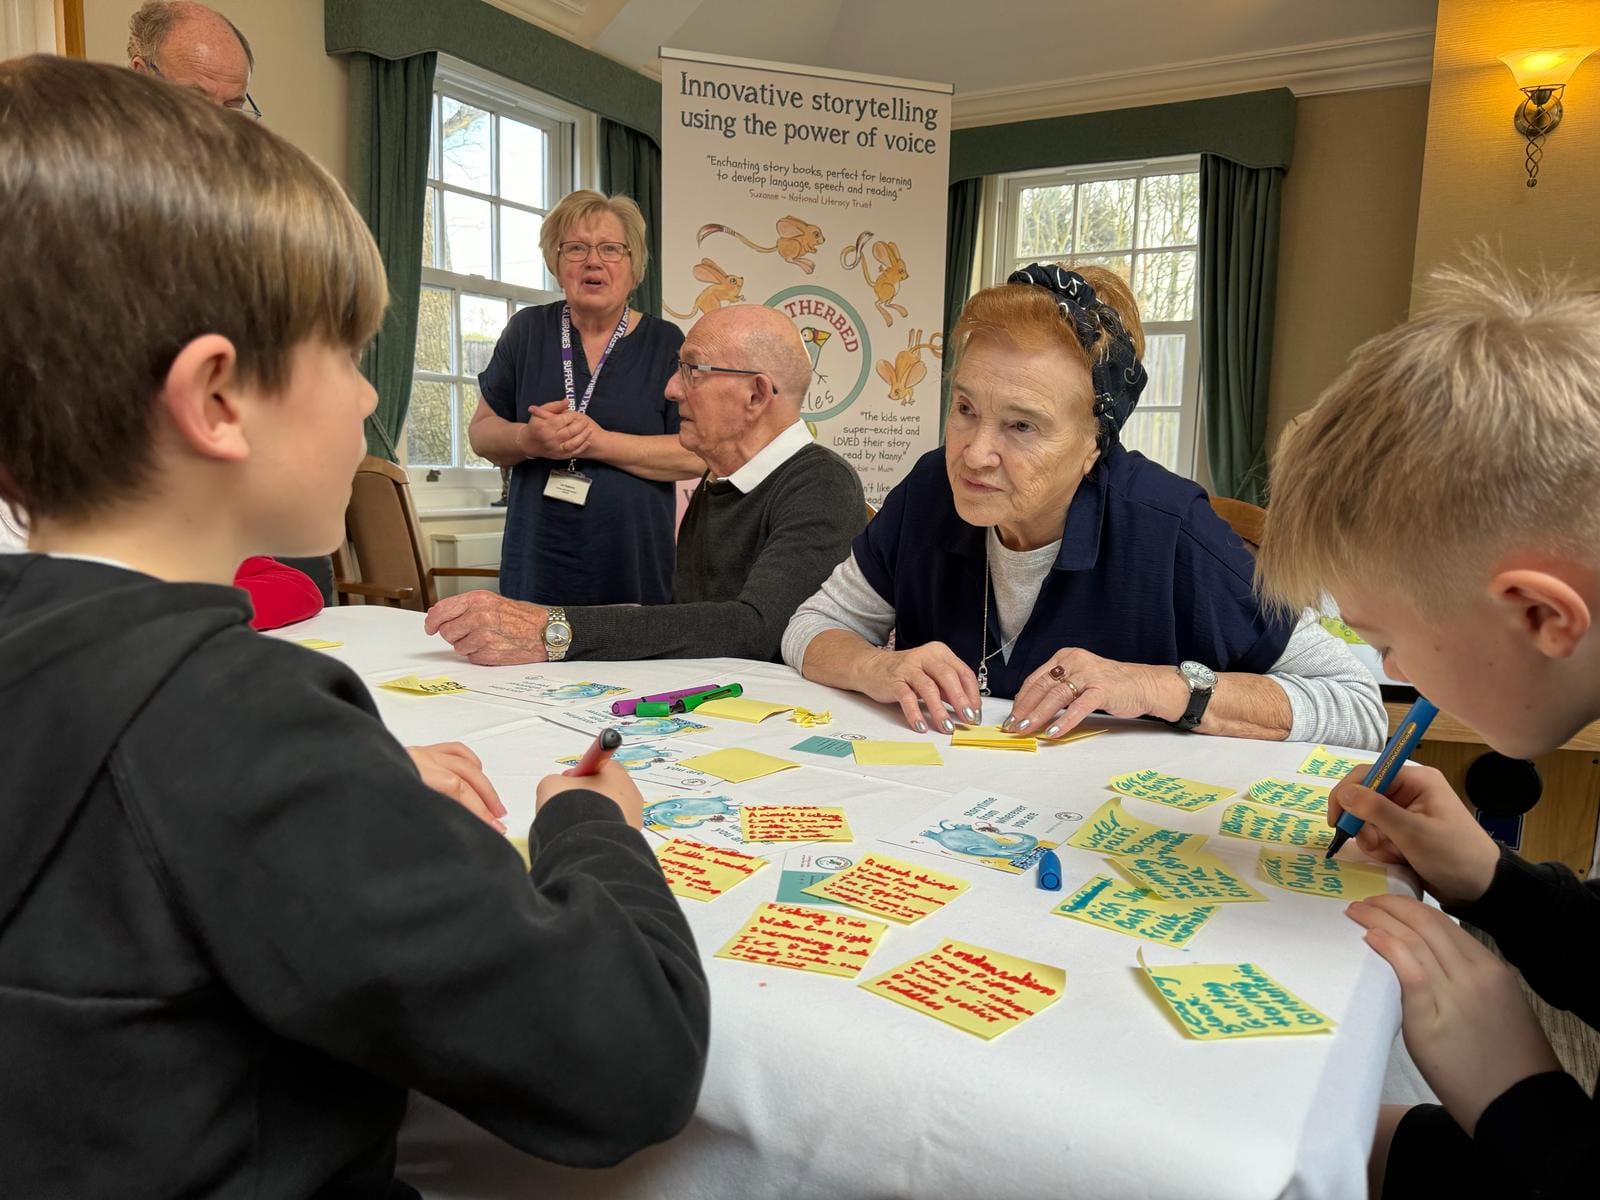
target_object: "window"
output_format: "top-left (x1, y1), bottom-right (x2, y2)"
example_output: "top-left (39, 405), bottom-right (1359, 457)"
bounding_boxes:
top-left (987, 158), bottom-right (1201, 478)
top-left (408, 58), bottom-right (593, 477)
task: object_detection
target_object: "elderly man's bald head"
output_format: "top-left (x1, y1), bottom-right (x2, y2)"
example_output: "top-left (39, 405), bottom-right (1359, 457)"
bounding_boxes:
top-left (128, 1), bottom-right (253, 110)
top-left (690, 304), bottom-right (811, 410)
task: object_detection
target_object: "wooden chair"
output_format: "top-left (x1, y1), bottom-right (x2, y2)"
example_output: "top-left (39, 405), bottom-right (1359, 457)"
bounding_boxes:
top-left (334, 456), bottom-right (500, 612)
top-left (1209, 495), bottom-right (1267, 551)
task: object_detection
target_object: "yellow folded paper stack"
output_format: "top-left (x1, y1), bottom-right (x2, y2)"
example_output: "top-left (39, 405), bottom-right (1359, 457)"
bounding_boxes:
top-left (950, 725), bottom-right (1037, 751)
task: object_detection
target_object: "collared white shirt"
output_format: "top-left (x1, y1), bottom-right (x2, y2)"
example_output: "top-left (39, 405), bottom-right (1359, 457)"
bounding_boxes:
top-left (723, 420), bottom-right (813, 494)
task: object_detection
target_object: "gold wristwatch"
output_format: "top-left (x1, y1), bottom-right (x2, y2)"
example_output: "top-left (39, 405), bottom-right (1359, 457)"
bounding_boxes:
top-left (542, 607), bottom-right (573, 661)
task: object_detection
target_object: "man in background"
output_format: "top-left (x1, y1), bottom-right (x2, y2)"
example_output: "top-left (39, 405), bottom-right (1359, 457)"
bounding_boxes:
top-left (127, 0), bottom-right (256, 116)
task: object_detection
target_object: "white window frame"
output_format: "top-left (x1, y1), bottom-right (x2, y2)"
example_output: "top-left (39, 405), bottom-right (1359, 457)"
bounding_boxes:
top-left (407, 55), bottom-right (600, 488)
top-left (982, 155), bottom-right (1202, 480)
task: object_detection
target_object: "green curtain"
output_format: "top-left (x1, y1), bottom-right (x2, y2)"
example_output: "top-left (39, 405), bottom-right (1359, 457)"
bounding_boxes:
top-left (941, 177), bottom-right (983, 436)
top-left (1199, 153), bottom-right (1284, 504)
top-left (600, 118), bottom-right (663, 317)
top-left (348, 51), bottom-right (436, 461)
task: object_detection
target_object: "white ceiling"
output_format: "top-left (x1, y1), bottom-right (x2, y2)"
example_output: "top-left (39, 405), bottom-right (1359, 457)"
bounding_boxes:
top-left (486, 0), bottom-right (1437, 125)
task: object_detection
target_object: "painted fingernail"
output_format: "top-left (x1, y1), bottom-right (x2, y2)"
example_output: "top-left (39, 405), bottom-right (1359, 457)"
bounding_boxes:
top-left (1045, 725), bottom-right (1061, 738)
top-left (942, 720), bottom-right (954, 733)
top-left (916, 721), bottom-right (927, 733)
top-left (963, 707), bottom-right (980, 723)
top-left (494, 820), bottom-right (507, 833)
top-left (1015, 718), bottom-right (1030, 731)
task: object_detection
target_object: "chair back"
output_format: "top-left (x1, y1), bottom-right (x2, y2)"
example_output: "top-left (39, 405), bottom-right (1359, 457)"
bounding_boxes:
top-left (342, 457), bottom-right (435, 610)
top-left (1209, 495), bottom-right (1267, 551)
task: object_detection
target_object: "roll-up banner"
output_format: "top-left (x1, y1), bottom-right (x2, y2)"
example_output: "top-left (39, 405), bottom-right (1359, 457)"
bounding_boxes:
top-left (660, 47), bottom-right (953, 506)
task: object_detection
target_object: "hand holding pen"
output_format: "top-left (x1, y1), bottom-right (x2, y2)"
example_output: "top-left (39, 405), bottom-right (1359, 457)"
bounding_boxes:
top-left (537, 728), bottom-right (644, 829)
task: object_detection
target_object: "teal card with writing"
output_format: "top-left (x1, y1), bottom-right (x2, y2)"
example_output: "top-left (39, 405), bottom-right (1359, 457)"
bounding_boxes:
top-left (792, 735), bottom-right (856, 758)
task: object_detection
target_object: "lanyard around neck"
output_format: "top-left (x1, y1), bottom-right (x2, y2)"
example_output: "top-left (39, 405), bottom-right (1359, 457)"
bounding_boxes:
top-left (559, 304), bottom-right (630, 418)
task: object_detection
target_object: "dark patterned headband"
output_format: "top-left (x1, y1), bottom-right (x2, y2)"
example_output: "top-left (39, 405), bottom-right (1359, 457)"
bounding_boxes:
top-left (1006, 263), bottom-right (1148, 450)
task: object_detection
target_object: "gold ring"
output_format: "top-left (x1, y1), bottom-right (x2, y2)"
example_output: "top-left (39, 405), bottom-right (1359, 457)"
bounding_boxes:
top-left (1049, 664), bottom-right (1066, 681)
top-left (1064, 679), bottom-right (1080, 698)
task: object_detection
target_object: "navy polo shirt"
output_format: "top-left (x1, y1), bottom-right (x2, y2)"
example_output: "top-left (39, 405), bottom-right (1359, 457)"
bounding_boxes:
top-left (479, 302), bottom-right (684, 606)
top-left (852, 446), bottom-right (1293, 699)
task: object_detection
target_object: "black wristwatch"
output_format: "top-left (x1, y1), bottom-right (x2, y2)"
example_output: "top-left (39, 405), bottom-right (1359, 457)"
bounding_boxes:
top-left (1172, 661), bottom-right (1216, 731)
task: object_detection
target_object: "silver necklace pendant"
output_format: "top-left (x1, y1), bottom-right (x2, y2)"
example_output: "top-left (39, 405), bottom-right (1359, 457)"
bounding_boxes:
top-left (978, 662), bottom-right (991, 698)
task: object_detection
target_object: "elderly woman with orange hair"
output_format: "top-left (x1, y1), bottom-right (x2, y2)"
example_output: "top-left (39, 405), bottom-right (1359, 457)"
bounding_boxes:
top-left (783, 264), bottom-right (1384, 746)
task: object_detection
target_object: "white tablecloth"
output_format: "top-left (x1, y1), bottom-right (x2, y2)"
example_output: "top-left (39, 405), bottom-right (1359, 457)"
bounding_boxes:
top-left (272, 608), bottom-right (1405, 1200)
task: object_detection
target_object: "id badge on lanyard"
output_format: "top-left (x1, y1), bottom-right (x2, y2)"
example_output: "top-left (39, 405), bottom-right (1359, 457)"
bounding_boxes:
top-left (544, 304), bottom-right (628, 507)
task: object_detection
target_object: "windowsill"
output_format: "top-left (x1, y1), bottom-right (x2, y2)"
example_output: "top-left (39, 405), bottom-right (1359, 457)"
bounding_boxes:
top-left (416, 504), bottom-right (508, 520)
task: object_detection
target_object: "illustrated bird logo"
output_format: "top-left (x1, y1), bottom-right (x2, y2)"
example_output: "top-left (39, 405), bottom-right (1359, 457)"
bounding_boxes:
top-left (800, 326), bottom-right (832, 386)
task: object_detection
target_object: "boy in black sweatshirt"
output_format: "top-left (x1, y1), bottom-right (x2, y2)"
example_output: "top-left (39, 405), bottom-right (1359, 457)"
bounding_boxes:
top-left (0, 56), bottom-right (707, 1198)
top-left (1257, 259), bottom-right (1600, 1198)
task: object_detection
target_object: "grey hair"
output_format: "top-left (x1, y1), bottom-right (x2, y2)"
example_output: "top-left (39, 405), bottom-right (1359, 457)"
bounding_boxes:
top-left (127, 1), bottom-right (254, 72)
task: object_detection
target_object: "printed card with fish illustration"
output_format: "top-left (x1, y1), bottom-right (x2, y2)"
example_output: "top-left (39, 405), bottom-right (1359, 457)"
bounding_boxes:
top-left (465, 673), bottom-right (631, 707)
top-left (1054, 875), bottom-right (1216, 948)
top-left (1109, 769), bottom-right (1234, 811)
top-left (1218, 801), bottom-right (1334, 850)
top-left (1065, 798), bottom-right (1206, 858)
top-left (1247, 778), bottom-right (1332, 816)
top-left (1141, 958), bottom-right (1335, 1040)
top-left (879, 788), bottom-right (1086, 874)
top-left (1297, 746), bottom-right (1375, 780)
top-left (861, 940), bottom-right (1064, 1040)
top-left (1257, 849), bottom-right (1391, 901)
top-left (641, 791), bottom-right (755, 848)
top-left (543, 704), bottom-right (713, 740)
top-left (556, 740), bottom-right (720, 790)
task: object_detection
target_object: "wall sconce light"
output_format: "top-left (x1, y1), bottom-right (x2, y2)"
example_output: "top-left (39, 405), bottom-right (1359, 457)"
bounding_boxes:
top-left (1498, 45), bottom-right (1598, 187)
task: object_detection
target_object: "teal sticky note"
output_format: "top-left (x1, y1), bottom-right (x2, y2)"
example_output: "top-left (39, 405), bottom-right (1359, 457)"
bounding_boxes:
top-left (792, 735), bottom-right (855, 758)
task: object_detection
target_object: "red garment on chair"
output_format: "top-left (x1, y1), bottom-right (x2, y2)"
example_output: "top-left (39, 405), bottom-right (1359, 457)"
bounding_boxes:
top-left (234, 556), bottom-right (325, 631)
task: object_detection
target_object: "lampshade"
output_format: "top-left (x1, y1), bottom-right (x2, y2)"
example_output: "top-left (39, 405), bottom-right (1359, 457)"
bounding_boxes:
top-left (1498, 46), bottom-right (1599, 90)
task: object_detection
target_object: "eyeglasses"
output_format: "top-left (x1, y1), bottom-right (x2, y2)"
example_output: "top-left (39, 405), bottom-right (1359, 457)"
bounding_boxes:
top-left (558, 241), bottom-right (631, 263)
top-left (140, 58), bottom-right (261, 120)
top-left (672, 359), bottom-right (778, 395)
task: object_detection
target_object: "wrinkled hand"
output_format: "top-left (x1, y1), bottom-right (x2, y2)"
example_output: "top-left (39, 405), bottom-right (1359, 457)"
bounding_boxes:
top-left (536, 759), bottom-right (644, 830)
top-left (424, 590), bottom-right (550, 666)
top-left (854, 642), bottom-right (981, 733)
top-left (1348, 894), bottom-right (1560, 1133)
top-left (518, 398), bottom-right (593, 461)
top-left (1002, 648), bottom-right (1167, 740)
top-left (407, 741), bottom-right (507, 832)
top-left (1330, 765), bottom-right (1500, 905)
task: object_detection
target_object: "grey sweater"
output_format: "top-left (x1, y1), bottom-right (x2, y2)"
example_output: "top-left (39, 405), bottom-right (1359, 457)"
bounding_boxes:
top-left (569, 442), bottom-right (864, 661)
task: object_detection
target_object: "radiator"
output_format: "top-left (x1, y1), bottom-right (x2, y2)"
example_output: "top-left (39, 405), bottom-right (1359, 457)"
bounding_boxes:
top-left (428, 530), bottom-right (503, 600)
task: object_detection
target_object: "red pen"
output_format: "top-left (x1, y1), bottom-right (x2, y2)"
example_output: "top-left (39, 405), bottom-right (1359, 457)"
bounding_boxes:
top-left (564, 727), bottom-right (622, 777)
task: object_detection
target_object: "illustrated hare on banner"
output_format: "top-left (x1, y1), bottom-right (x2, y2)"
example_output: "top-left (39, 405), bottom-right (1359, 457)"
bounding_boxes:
top-left (841, 232), bottom-right (909, 327)
top-left (663, 258), bottom-right (744, 321)
top-left (876, 327), bottom-right (944, 406)
top-left (697, 216), bottom-right (825, 274)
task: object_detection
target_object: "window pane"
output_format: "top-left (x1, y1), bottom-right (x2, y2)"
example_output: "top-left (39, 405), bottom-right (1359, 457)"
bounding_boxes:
top-left (1076, 177), bottom-right (1136, 253)
top-left (440, 97), bottom-right (491, 193)
top-left (460, 294), bottom-right (508, 379)
top-left (428, 95), bottom-right (439, 180)
top-left (1142, 333), bottom-right (1186, 407)
top-left (1065, 252), bottom-right (1131, 283)
top-left (1120, 409), bottom-right (1182, 472)
top-left (1015, 185), bottom-right (1074, 259)
top-left (460, 392), bottom-right (492, 469)
top-left (406, 380), bottom-right (455, 467)
top-left (1133, 250), bottom-right (1196, 321)
top-left (421, 188), bottom-right (439, 269)
top-left (415, 285), bottom-right (453, 373)
top-left (1137, 173), bottom-right (1200, 248)
top-left (500, 207), bottom-right (546, 290)
top-left (440, 191), bottom-right (493, 278)
top-left (500, 117), bottom-right (548, 208)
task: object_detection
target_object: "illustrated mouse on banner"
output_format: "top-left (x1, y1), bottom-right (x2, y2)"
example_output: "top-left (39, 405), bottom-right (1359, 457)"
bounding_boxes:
top-left (698, 215), bottom-right (826, 274)
top-left (876, 327), bottom-right (943, 406)
top-left (663, 258), bottom-right (745, 322)
top-left (841, 232), bottom-right (909, 326)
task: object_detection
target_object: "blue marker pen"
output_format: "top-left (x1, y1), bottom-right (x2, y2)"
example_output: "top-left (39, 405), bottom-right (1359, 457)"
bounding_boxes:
top-left (1325, 695), bottom-right (1439, 859)
top-left (1036, 849), bottom-right (1063, 891)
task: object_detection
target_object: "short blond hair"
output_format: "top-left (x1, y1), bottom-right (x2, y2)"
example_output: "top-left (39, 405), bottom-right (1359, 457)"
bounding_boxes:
top-left (1257, 254), bottom-right (1600, 616)
top-left (539, 189), bottom-right (648, 285)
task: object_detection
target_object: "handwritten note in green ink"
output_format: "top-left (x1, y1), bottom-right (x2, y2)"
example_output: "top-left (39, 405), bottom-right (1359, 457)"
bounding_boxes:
top-left (1114, 849), bottom-right (1265, 904)
top-left (1219, 801), bottom-right (1334, 850)
top-left (1247, 778), bottom-right (1331, 815)
top-left (1066, 798), bottom-right (1207, 858)
top-left (1054, 875), bottom-right (1216, 947)
top-left (1258, 849), bottom-right (1390, 901)
top-left (1142, 960), bottom-right (1335, 1040)
top-left (1109, 770), bottom-right (1234, 811)
top-left (1297, 746), bottom-right (1375, 780)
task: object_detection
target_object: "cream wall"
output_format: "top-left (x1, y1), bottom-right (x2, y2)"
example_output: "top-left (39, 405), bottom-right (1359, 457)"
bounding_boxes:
top-left (1413, 0), bottom-right (1600, 285)
top-left (1265, 85), bottom-right (1430, 460)
top-left (82, 0), bottom-right (349, 184)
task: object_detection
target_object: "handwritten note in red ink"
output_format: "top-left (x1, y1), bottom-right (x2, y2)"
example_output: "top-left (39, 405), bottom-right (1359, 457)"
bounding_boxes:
top-left (740, 805), bottom-right (854, 843)
top-left (801, 852), bottom-right (970, 924)
top-left (861, 940), bottom-right (1065, 1039)
top-left (655, 838), bottom-right (768, 902)
top-left (715, 901), bottom-right (888, 978)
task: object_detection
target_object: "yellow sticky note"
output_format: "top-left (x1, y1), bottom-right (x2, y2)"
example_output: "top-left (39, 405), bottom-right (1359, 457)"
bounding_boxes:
top-left (1219, 801), bottom-right (1334, 850)
top-left (507, 834), bottom-right (530, 870)
top-left (788, 707), bottom-right (833, 727)
top-left (740, 805), bottom-right (853, 843)
top-left (1046, 727), bottom-right (1107, 746)
top-left (1109, 769), bottom-right (1234, 811)
top-left (950, 725), bottom-right (1038, 752)
top-left (1142, 959), bottom-right (1335, 1040)
top-left (378, 674), bottom-right (467, 696)
top-left (295, 638), bottom-right (343, 650)
top-left (1113, 848), bottom-right (1265, 904)
top-left (655, 838), bottom-right (768, 902)
top-left (693, 697), bottom-right (794, 723)
top-left (802, 852), bottom-right (969, 924)
top-left (716, 901), bottom-right (887, 978)
top-left (1258, 849), bottom-right (1390, 901)
top-left (1065, 798), bottom-right (1207, 858)
top-left (1247, 778), bottom-right (1331, 816)
top-left (1297, 746), bottom-right (1375, 780)
top-left (852, 740), bottom-right (944, 766)
top-left (678, 748), bottom-right (800, 784)
top-left (861, 940), bottom-right (1064, 1040)
top-left (1053, 874), bottom-right (1216, 947)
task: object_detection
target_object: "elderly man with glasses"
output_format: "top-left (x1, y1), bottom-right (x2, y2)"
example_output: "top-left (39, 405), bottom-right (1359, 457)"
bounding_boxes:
top-left (426, 303), bottom-right (866, 664)
top-left (127, 1), bottom-right (258, 118)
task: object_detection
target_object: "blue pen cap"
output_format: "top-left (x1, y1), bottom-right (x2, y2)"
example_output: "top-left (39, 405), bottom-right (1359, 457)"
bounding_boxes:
top-left (1036, 849), bottom-right (1063, 891)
